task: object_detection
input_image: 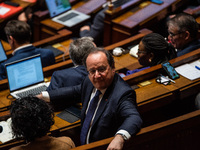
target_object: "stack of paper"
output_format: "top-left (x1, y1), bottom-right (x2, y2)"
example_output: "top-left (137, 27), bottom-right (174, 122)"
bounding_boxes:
top-left (0, 118), bottom-right (15, 143)
top-left (175, 60), bottom-right (200, 80)
top-left (129, 44), bottom-right (138, 58)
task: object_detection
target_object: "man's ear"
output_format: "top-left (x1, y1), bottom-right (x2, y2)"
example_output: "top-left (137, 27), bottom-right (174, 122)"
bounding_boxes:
top-left (9, 36), bottom-right (15, 44)
top-left (184, 31), bottom-right (190, 40)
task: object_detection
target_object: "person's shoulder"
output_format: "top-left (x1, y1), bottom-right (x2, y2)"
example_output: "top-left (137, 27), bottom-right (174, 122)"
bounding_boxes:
top-left (35, 47), bottom-right (54, 54)
top-left (54, 136), bottom-right (75, 148)
top-left (52, 67), bottom-right (78, 77)
top-left (57, 136), bottom-right (73, 142)
top-left (110, 74), bottom-right (134, 95)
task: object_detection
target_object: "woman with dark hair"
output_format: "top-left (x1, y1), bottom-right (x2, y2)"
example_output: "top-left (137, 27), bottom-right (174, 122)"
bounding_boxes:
top-left (10, 96), bottom-right (75, 150)
top-left (137, 33), bottom-right (176, 67)
top-left (126, 33), bottom-right (176, 75)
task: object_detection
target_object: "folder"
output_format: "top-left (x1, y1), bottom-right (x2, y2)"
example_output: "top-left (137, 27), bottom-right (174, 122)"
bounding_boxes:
top-left (0, 2), bottom-right (22, 19)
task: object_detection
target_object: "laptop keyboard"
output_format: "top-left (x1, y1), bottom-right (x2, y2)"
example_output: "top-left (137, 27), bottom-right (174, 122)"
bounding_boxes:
top-left (58, 12), bottom-right (79, 22)
top-left (16, 85), bottom-right (47, 98)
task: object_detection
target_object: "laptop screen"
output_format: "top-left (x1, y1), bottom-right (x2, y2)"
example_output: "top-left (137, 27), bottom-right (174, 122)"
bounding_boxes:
top-left (6, 55), bottom-right (44, 92)
top-left (45, 0), bottom-right (71, 18)
top-left (0, 41), bottom-right (7, 62)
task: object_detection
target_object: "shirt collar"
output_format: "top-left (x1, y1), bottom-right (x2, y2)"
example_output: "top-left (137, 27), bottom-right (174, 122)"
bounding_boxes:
top-left (12, 44), bottom-right (33, 55)
top-left (94, 88), bottom-right (107, 95)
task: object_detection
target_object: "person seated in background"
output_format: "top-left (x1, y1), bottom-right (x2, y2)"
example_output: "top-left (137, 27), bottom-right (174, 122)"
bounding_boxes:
top-left (18, 0), bottom-right (46, 31)
top-left (10, 96), bottom-right (75, 150)
top-left (126, 33), bottom-right (176, 75)
top-left (79, 0), bottom-right (132, 46)
top-left (0, 20), bottom-right (55, 80)
top-left (47, 37), bottom-right (95, 91)
top-left (167, 13), bottom-right (200, 57)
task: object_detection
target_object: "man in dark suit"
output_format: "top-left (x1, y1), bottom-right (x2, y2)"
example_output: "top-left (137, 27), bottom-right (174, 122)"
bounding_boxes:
top-left (79, 0), bottom-right (132, 46)
top-left (46, 37), bottom-right (95, 91)
top-left (0, 20), bottom-right (55, 80)
top-left (167, 13), bottom-right (200, 57)
top-left (38, 48), bottom-right (142, 149)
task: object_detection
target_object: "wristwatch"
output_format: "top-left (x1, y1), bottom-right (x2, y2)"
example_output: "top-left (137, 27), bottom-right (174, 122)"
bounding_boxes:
top-left (116, 133), bottom-right (128, 141)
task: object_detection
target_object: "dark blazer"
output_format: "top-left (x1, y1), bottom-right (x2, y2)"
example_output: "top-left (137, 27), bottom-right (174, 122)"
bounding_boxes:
top-left (49, 73), bottom-right (142, 143)
top-left (79, 0), bottom-right (132, 46)
top-left (177, 39), bottom-right (200, 57)
top-left (47, 65), bottom-right (87, 91)
top-left (0, 45), bottom-right (55, 80)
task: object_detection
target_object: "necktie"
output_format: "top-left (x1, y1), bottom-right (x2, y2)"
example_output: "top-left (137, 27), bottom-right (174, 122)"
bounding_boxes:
top-left (80, 90), bottom-right (101, 145)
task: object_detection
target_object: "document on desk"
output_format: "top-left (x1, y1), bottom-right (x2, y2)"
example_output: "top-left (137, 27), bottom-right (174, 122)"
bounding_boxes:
top-left (175, 60), bottom-right (200, 80)
top-left (0, 6), bottom-right (10, 15)
top-left (0, 118), bottom-right (15, 143)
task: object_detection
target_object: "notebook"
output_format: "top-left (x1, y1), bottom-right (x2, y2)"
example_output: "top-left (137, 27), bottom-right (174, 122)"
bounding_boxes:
top-left (0, 41), bottom-right (7, 63)
top-left (45, 0), bottom-right (90, 27)
top-left (5, 54), bottom-right (49, 99)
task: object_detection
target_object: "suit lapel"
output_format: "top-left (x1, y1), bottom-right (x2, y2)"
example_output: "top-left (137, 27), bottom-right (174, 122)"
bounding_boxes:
top-left (92, 94), bottom-right (109, 126)
top-left (81, 82), bottom-right (94, 120)
top-left (91, 75), bottom-right (117, 127)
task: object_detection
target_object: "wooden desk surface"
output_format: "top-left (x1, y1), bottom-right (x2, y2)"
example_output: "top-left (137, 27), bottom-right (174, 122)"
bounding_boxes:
top-left (112, 0), bottom-right (176, 29)
top-left (114, 53), bottom-right (141, 71)
top-left (40, 0), bottom-right (105, 34)
top-left (110, 0), bottom-right (191, 43)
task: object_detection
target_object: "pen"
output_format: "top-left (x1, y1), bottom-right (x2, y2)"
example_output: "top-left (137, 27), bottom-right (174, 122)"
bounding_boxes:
top-left (161, 75), bottom-right (176, 83)
top-left (195, 65), bottom-right (200, 70)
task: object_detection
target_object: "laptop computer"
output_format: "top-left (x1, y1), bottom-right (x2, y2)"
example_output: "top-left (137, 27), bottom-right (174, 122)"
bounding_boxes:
top-left (5, 54), bottom-right (49, 99)
top-left (45, 0), bottom-right (90, 27)
top-left (0, 41), bottom-right (7, 63)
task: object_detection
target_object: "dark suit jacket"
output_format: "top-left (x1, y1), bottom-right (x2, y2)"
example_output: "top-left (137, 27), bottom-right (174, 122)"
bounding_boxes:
top-left (177, 39), bottom-right (200, 57)
top-left (79, 0), bottom-right (132, 46)
top-left (49, 73), bottom-right (142, 143)
top-left (0, 45), bottom-right (55, 80)
top-left (47, 65), bottom-right (87, 91)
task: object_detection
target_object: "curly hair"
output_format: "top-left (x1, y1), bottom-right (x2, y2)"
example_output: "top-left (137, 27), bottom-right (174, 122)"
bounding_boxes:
top-left (141, 33), bottom-right (175, 65)
top-left (10, 96), bottom-right (54, 142)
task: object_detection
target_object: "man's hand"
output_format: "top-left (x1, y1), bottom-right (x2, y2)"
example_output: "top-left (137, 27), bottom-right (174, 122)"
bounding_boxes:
top-left (80, 25), bottom-right (90, 31)
top-left (36, 93), bottom-right (50, 103)
top-left (107, 134), bottom-right (125, 150)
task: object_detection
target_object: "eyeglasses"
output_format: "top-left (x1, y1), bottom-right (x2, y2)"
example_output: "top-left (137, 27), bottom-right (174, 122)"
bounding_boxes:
top-left (168, 31), bottom-right (184, 37)
top-left (88, 66), bottom-right (107, 76)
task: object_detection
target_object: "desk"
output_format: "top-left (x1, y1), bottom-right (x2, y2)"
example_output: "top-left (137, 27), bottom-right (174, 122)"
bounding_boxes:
top-left (40, 0), bottom-right (106, 39)
top-left (0, 70), bottom-right (199, 148)
top-left (110, 0), bottom-right (190, 43)
top-left (114, 53), bottom-right (141, 71)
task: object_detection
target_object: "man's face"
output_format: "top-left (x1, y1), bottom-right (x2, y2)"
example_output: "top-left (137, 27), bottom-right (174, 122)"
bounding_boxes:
top-left (168, 24), bottom-right (186, 50)
top-left (86, 51), bottom-right (115, 90)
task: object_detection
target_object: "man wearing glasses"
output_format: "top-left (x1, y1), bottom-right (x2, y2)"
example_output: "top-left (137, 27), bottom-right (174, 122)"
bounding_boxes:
top-left (37, 48), bottom-right (142, 150)
top-left (167, 13), bottom-right (200, 57)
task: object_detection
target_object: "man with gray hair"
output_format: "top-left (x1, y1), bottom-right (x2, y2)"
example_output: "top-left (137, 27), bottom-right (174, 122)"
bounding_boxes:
top-left (167, 13), bottom-right (200, 57)
top-left (46, 37), bottom-right (95, 91)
